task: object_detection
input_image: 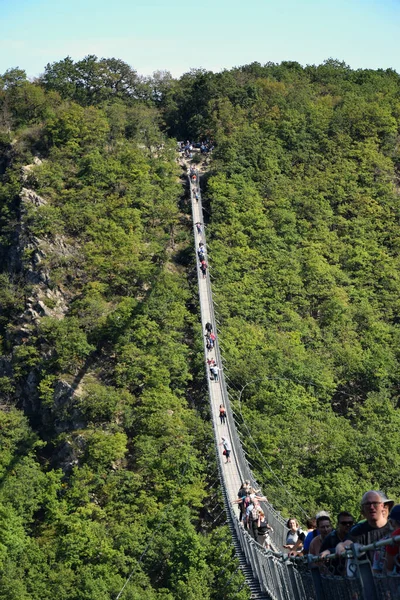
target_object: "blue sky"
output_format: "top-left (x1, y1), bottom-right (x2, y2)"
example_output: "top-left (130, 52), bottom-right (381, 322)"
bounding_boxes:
top-left (1, 0), bottom-right (399, 78)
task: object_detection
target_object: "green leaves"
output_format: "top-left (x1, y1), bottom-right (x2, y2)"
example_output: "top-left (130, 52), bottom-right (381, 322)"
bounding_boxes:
top-left (39, 317), bottom-right (95, 372)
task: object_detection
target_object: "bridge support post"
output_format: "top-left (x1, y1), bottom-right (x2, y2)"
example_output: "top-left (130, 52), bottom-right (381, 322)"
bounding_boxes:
top-left (351, 543), bottom-right (378, 600)
top-left (287, 561), bottom-right (302, 600)
top-left (308, 555), bottom-right (325, 600)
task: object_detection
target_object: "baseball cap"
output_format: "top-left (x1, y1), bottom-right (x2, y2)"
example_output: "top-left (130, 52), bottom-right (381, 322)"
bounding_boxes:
top-left (316, 511), bottom-right (330, 519)
top-left (389, 505), bottom-right (400, 521)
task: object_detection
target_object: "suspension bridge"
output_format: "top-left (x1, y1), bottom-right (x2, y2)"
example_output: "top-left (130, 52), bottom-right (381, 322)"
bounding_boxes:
top-left (189, 167), bottom-right (400, 600)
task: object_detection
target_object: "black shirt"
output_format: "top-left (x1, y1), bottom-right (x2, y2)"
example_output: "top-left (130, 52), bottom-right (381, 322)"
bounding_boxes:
top-left (349, 520), bottom-right (391, 562)
top-left (320, 530), bottom-right (343, 553)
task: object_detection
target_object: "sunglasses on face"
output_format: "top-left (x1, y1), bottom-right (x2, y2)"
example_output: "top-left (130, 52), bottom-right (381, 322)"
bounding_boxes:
top-left (362, 502), bottom-right (383, 508)
top-left (339, 521), bottom-right (354, 526)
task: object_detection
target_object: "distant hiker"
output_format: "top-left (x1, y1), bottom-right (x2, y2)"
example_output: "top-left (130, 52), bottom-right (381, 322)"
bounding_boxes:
top-left (210, 332), bottom-right (216, 342)
top-left (196, 222), bottom-right (202, 233)
top-left (235, 481), bottom-right (251, 521)
top-left (207, 357), bottom-right (215, 379)
top-left (200, 260), bottom-right (207, 278)
top-left (195, 191), bottom-right (200, 202)
top-left (219, 404), bottom-right (227, 425)
top-left (198, 249), bottom-right (205, 261)
top-left (205, 322), bottom-right (213, 334)
top-left (220, 437), bottom-right (231, 463)
top-left (211, 364), bottom-right (219, 381)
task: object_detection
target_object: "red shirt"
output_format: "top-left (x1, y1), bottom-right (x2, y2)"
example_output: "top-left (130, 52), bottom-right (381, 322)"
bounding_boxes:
top-left (386, 528), bottom-right (400, 557)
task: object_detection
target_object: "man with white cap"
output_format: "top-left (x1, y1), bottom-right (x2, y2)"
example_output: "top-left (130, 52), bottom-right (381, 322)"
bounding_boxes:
top-left (336, 490), bottom-right (394, 562)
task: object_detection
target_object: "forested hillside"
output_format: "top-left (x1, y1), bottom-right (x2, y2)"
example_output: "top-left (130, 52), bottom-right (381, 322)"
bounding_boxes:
top-left (161, 59), bottom-right (400, 517)
top-left (1, 56), bottom-right (400, 598)
top-left (0, 58), bottom-right (247, 600)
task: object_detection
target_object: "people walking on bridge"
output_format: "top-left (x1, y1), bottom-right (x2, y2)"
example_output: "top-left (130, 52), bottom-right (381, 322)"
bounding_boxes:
top-left (257, 512), bottom-right (273, 549)
top-left (207, 358), bottom-right (215, 379)
top-left (200, 259), bottom-right (207, 278)
top-left (220, 437), bottom-right (231, 463)
top-left (247, 499), bottom-right (262, 540)
top-left (219, 404), bottom-right (227, 424)
top-left (195, 191), bottom-right (200, 202)
top-left (211, 364), bottom-right (219, 380)
top-left (235, 481), bottom-right (251, 521)
top-left (205, 322), bottom-right (212, 334)
top-left (195, 222), bottom-right (202, 234)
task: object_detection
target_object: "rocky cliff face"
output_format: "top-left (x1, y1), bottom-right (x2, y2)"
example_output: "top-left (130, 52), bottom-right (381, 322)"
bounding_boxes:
top-left (2, 159), bottom-right (84, 442)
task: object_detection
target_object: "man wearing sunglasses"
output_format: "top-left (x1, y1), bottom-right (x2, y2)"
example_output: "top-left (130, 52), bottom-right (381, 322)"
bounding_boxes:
top-left (319, 512), bottom-right (354, 573)
top-left (320, 512), bottom-right (355, 554)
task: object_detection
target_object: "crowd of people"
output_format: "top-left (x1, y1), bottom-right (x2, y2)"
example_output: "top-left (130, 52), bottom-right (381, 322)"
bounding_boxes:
top-left (234, 481), bottom-right (272, 547)
top-left (178, 140), bottom-right (214, 158)
top-left (231, 487), bottom-right (400, 573)
top-left (285, 491), bottom-right (400, 575)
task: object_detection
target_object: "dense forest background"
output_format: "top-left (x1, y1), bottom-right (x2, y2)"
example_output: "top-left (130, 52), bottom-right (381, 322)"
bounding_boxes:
top-left (0, 55), bottom-right (400, 598)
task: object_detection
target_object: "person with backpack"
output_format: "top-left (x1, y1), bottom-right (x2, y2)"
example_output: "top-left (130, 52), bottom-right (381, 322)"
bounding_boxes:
top-left (200, 259), bottom-right (207, 278)
top-left (283, 518), bottom-right (305, 549)
top-left (205, 322), bottom-right (213, 334)
top-left (247, 498), bottom-right (262, 540)
top-left (235, 482), bottom-right (251, 521)
top-left (195, 222), bottom-right (202, 233)
top-left (219, 404), bottom-right (227, 425)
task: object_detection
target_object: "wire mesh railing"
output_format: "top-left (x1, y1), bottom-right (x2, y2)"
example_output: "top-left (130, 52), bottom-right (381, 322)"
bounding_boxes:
top-left (187, 165), bottom-right (400, 600)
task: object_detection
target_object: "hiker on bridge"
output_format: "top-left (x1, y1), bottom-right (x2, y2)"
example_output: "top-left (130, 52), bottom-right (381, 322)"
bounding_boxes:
top-left (220, 437), bottom-right (231, 463)
top-left (257, 511), bottom-right (273, 548)
top-left (207, 358), bottom-right (216, 379)
top-left (219, 404), bottom-right (227, 424)
top-left (195, 222), bottom-right (202, 234)
top-left (211, 363), bottom-right (219, 380)
top-left (200, 259), bottom-right (208, 278)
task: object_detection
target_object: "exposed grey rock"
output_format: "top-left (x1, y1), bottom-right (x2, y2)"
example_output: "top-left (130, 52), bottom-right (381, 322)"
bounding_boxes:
top-left (20, 187), bottom-right (47, 208)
